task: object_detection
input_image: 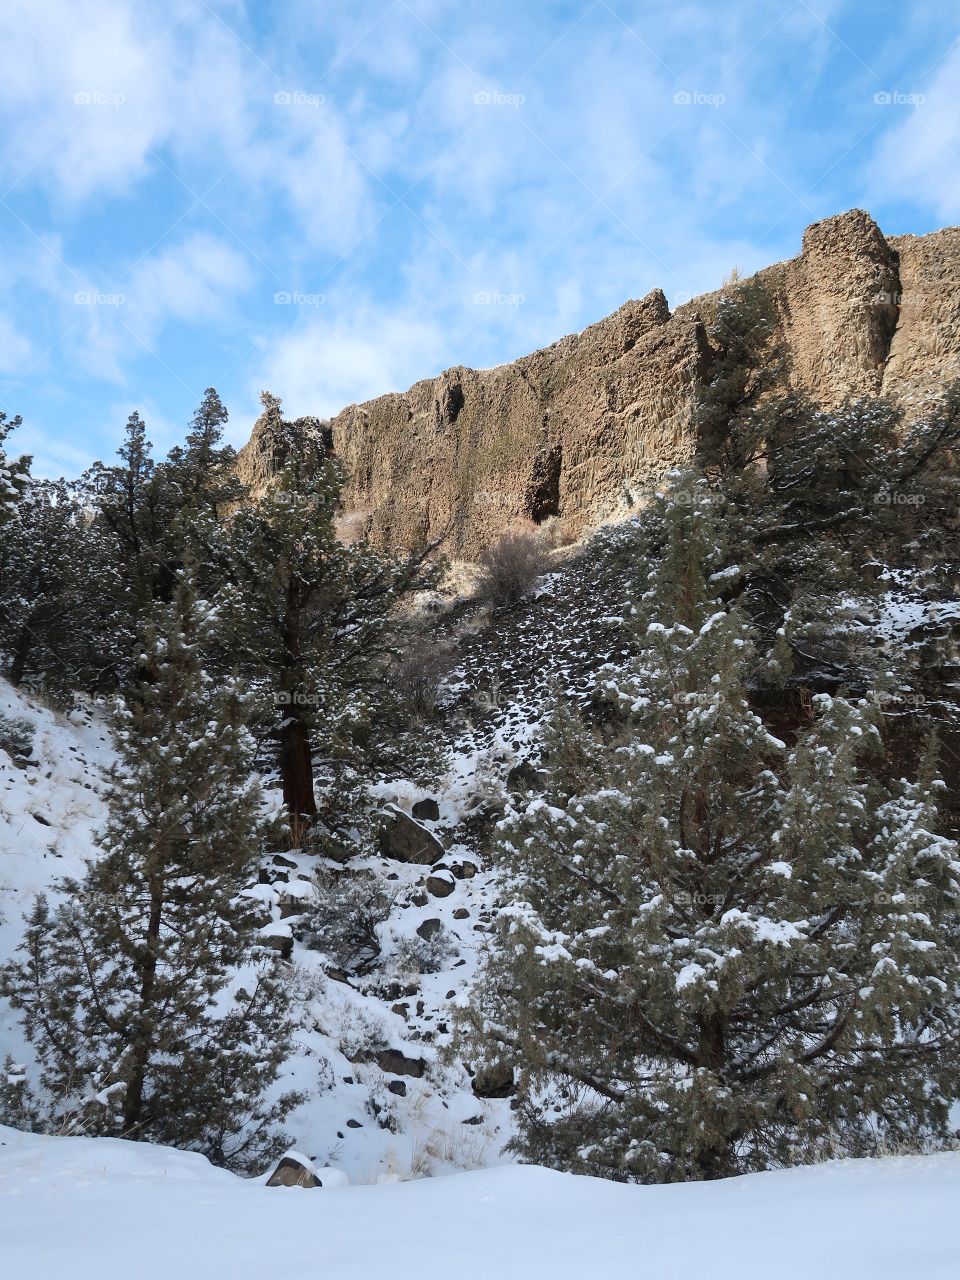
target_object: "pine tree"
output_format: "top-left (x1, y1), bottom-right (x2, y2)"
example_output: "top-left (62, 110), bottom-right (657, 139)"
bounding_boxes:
top-left (218, 394), bottom-right (437, 838)
top-left (1, 575), bottom-right (301, 1170)
top-left (83, 411), bottom-right (180, 623)
top-left (465, 480), bottom-right (960, 1182)
top-left (0, 410), bottom-right (30, 525)
top-left (0, 478), bottom-right (129, 695)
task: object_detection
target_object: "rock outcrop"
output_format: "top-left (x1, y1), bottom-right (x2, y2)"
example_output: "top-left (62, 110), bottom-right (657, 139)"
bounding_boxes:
top-left (238, 210), bottom-right (960, 556)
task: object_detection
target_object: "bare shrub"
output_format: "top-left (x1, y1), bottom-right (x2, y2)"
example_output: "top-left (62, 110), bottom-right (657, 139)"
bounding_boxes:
top-left (475, 530), bottom-right (552, 608)
top-left (392, 630), bottom-right (455, 721)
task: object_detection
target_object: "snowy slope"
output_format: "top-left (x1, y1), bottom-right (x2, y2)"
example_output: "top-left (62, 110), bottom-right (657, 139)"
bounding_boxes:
top-left (2, 1124), bottom-right (959, 1280)
top-left (0, 677), bottom-right (513, 1183)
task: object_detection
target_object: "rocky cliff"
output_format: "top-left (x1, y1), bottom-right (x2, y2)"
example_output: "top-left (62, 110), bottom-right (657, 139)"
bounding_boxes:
top-left (238, 210), bottom-right (960, 556)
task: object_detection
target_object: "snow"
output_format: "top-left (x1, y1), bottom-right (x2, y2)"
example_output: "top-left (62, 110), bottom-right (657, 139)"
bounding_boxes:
top-left (0, 675), bottom-right (515, 1187)
top-left (1, 1124), bottom-right (958, 1279)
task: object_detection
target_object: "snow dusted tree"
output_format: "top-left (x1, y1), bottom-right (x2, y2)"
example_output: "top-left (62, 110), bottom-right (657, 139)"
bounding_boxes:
top-left (1, 574), bottom-right (301, 1171)
top-left (0, 478), bottom-right (129, 695)
top-left (0, 410), bottom-right (30, 525)
top-left (218, 394), bottom-right (437, 837)
top-left (465, 479), bottom-right (960, 1182)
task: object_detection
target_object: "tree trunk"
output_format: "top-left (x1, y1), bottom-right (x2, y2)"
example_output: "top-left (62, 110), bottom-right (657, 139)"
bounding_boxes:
top-left (695, 1011), bottom-right (729, 1180)
top-left (122, 881), bottom-right (162, 1134)
top-left (280, 708), bottom-right (317, 823)
top-left (9, 624), bottom-right (32, 687)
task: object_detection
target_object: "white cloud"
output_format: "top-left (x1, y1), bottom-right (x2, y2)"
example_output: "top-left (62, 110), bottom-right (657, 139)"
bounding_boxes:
top-left (68, 233), bottom-right (253, 382)
top-left (869, 45), bottom-right (960, 219)
top-left (251, 304), bottom-right (450, 423)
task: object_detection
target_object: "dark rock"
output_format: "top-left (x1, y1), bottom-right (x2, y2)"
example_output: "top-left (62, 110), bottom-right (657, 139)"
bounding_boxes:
top-left (346, 1118), bottom-right (362, 1129)
top-left (387, 1080), bottom-right (407, 1097)
top-left (409, 890), bottom-right (429, 907)
top-left (472, 1063), bottom-right (515, 1098)
top-left (451, 861), bottom-right (478, 880)
top-left (391, 1002), bottom-right (409, 1017)
top-left (462, 1115), bottom-right (483, 1125)
top-left (412, 797), bottom-right (440, 822)
top-left (266, 1154), bottom-right (321, 1188)
top-left (416, 917), bottom-right (443, 940)
top-left (378, 804), bottom-right (444, 865)
top-left (273, 854), bottom-right (298, 869)
top-left (260, 932), bottom-right (293, 960)
top-left (507, 760), bottom-right (546, 795)
top-left (377, 1048), bottom-right (426, 1078)
top-left (426, 872), bottom-right (455, 898)
top-left (453, 907), bottom-right (470, 920)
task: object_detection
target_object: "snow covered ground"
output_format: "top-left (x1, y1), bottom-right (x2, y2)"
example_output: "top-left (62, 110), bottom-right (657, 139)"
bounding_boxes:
top-left (0, 676), bottom-right (515, 1183)
top-left (2, 1123), bottom-right (959, 1279)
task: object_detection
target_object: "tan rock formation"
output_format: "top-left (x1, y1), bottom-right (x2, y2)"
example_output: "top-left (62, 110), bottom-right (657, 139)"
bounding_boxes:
top-left (237, 210), bottom-right (960, 556)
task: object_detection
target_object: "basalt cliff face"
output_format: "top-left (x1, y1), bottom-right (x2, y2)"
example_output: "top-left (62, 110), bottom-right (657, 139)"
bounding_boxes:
top-left (238, 210), bottom-right (960, 556)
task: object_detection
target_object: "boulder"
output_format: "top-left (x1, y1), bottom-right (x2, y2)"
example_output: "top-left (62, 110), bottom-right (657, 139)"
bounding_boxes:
top-left (426, 871), bottom-right (455, 898)
top-left (412, 797), bottom-right (440, 821)
top-left (378, 804), bottom-right (444, 865)
top-left (266, 1152), bottom-right (321, 1188)
top-left (377, 1048), bottom-right (426, 1078)
top-left (471, 1063), bottom-right (515, 1098)
top-left (451, 860), bottom-right (478, 880)
top-left (416, 917), bottom-right (444, 940)
top-left (507, 760), bottom-right (547, 795)
top-left (387, 1079), bottom-right (407, 1097)
top-left (453, 907), bottom-right (470, 920)
top-left (258, 924), bottom-right (293, 960)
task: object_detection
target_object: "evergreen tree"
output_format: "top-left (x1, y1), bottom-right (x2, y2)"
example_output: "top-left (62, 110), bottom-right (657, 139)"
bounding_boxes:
top-left (1, 576), bottom-right (300, 1170)
top-left (465, 481), bottom-right (960, 1182)
top-left (0, 410), bottom-right (30, 524)
top-left (83, 411), bottom-right (180, 624)
top-left (218, 394), bottom-right (437, 838)
top-left (0, 478), bottom-right (129, 695)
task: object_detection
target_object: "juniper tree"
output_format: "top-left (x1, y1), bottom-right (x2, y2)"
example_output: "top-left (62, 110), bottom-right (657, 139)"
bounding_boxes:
top-left (83, 411), bottom-right (181, 624)
top-left (0, 410), bottom-right (30, 524)
top-left (0, 478), bottom-right (129, 695)
top-left (218, 394), bottom-right (437, 838)
top-left (2, 575), bottom-right (300, 1171)
top-left (465, 481), bottom-right (960, 1183)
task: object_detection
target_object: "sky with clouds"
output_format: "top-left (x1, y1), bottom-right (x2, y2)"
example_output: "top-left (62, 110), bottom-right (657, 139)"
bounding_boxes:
top-left (0, 0), bottom-right (957, 476)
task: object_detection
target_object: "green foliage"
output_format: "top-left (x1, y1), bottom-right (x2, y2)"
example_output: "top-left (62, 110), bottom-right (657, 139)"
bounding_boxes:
top-left (464, 486), bottom-right (960, 1183)
top-left (0, 478), bottom-right (130, 696)
top-left (1, 577), bottom-right (301, 1171)
top-left (0, 411), bottom-right (30, 525)
top-left (217, 396), bottom-right (439, 835)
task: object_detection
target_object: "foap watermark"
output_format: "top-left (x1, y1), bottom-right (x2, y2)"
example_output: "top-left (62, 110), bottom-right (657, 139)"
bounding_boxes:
top-left (673, 90), bottom-right (725, 107)
top-left (874, 890), bottom-right (926, 908)
top-left (873, 90), bottom-right (925, 106)
top-left (676, 891), bottom-right (725, 908)
top-left (274, 290), bottom-right (326, 307)
top-left (474, 89), bottom-right (525, 107)
top-left (74, 90), bottom-right (125, 107)
top-left (874, 489), bottom-right (925, 507)
top-left (74, 290), bottom-right (125, 307)
top-left (275, 690), bottom-right (321, 708)
top-left (274, 90), bottom-right (325, 108)
top-left (869, 690), bottom-right (928, 711)
top-left (474, 290), bottom-right (525, 306)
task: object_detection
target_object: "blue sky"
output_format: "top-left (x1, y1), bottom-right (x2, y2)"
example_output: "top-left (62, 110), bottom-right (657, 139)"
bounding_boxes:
top-left (0, 0), bottom-right (957, 476)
